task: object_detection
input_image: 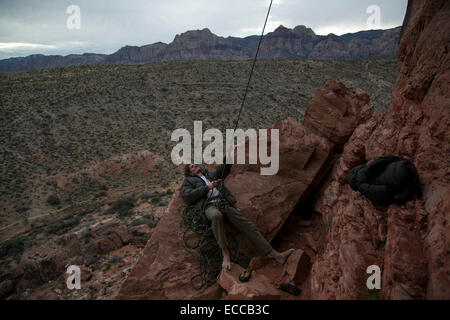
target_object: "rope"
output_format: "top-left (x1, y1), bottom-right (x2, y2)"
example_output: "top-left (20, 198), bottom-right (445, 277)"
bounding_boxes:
top-left (232, 0), bottom-right (273, 133)
top-left (216, 0), bottom-right (273, 186)
top-left (180, 205), bottom-right (250, 290)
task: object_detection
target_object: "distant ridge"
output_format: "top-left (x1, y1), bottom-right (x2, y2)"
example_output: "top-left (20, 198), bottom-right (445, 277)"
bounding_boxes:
top-left (0, 25), bottom-right (401, 75)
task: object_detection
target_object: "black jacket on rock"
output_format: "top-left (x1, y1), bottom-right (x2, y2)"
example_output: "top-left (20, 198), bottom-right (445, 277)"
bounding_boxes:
top-left (347, 156), bottom-right (422, 207)
top-left (181, 160), bottom-right (236, 211)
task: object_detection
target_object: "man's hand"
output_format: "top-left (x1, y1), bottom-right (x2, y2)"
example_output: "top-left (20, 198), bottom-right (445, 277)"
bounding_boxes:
top-left (208, 180), bottom-right (221, 190)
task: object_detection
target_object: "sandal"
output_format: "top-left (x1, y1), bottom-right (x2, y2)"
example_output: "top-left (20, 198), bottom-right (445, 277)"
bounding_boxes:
top-left (239, 268), bottom-right (252, 282)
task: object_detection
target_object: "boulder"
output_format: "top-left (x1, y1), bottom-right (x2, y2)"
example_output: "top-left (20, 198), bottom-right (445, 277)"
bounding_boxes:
top-left (224, 118), bottom-right (334, 255)
top-left (14, 234), bottom-right (83, 293)
top-left (90, 222), bottom-right (134, 254)
top-left (281, 249), bottom-right (311, 285)
top-left (247, 249), bottom-right (311, 289)
top-left (129, 224), bottom-right (152, 237)
top-left (218, 263), bottom-right (280, 300)
top-left (303, 80), bottom-right (373, 150)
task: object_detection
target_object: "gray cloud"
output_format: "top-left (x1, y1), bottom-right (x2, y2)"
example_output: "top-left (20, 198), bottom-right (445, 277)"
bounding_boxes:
top-left (0, 0), bottom-right (407, 59)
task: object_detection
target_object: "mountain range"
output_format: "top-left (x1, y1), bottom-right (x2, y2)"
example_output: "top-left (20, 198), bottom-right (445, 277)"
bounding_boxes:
top-left (0, 25), bottom-right (401, 75)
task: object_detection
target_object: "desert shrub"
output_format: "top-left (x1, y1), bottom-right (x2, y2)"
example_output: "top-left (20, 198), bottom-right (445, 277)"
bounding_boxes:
top-left (93, 190), bottom-right (107, 199)
top-left (0, 236), bottom-right (26, 259)
top-left (141, 192), bottom-right (150, 201)
top-left (110, 195), bottom-right (137, 217)
top-left (47, 217), bottom-right (81, 235)
top-left (150, 192), bottom-right (162, 205)
top-left (46, 194), bottom-right (60, 206)
top-left (80, 230), bottom-right (92, 244)
top-left (78, 207), bottom-right (96, 217)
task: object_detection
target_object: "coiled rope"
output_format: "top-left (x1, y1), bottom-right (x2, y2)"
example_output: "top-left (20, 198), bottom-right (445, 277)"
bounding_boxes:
top-left (180, 205), bottom-right (250, 290)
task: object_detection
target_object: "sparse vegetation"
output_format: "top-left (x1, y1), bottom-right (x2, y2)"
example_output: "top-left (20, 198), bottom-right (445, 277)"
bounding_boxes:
top-left (0, 57), bottom-right (397, 217)
top-left (109, 195), bottom-right (137, 217)
top-left (46, 195), bottom-right (60, 206)
top-left (0, 236), bottom-right (26, 259)
top-left (141, 192), bottom-right (150, 201)
top-left (47, 216), bottom-right (81, 235)
top-left (131, 214), bottom-right (157, 228)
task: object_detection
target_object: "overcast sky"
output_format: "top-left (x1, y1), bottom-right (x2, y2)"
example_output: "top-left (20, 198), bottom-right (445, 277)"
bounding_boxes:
top-left (0, 0), bottom-right (407, 60)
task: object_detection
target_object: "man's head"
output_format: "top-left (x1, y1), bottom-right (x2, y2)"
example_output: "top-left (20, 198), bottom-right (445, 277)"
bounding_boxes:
top-left (184, 163), bottom-right (202, 177)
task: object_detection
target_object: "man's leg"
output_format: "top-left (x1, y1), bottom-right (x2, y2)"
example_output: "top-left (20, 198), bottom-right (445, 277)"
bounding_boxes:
top-left (205, 205), bottom-right (228, 249)
top-left (205, 205), bottom-right (231, 270)
top-left (224, 206), bottom-right (273, 256)
top-left (224, 206), bottom-right (295, 263)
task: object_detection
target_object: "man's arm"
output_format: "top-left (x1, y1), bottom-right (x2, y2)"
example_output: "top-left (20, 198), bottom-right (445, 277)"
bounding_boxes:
top-left (181, 179), bottom-right (209, 204)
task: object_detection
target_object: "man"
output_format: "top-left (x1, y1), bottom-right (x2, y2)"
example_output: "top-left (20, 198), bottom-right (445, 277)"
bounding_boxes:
top-left (181, 159), bottom-right (294, 271)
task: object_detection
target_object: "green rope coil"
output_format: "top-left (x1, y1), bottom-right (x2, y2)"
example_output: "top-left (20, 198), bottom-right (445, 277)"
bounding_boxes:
top-left (180, 205), bottom-right (249, 290)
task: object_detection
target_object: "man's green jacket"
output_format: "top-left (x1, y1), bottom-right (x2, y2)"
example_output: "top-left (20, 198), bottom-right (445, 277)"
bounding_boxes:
top-left (181, 162), bottom-right (236, 211)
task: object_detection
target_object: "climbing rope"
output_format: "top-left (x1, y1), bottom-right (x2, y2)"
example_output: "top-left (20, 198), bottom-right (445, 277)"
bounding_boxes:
top-left (232, 0), bottom-right (273, 133)
top-left (216, 0), bottom-right (273, 186)
top-left (180, 205), bottom-right (250, 290)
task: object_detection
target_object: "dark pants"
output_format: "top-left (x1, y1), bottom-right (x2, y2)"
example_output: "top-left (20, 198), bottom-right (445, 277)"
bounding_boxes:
top-left (204, 203), bottom-right (273, 256)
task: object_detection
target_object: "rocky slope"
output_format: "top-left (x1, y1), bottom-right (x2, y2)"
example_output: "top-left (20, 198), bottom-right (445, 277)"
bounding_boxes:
top-left (116, 0), bottom-right (449, 300)
top-left (0, 25), bottom-right (400, 75)
top-left (115, 79), bottom-right (374, 300)
top-left (308, 0), bottom-right (449, 299)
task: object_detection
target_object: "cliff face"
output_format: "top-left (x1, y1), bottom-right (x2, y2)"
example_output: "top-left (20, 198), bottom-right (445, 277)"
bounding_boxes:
top-left (308, 0), bottom-right (449, 299)
top-left (115, 0), bottom-right (449, 300)
top-left (116, 81), bottom-right (372, 300)
top-left (162, 28), bottom-right (250, 61)
top-left (0, 25), bottom-right (400, 75)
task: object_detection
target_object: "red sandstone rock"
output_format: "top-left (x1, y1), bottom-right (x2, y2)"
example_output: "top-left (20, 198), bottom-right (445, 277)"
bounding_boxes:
top-left (281, 249), bottom-right (311, 285)
top-left (15, 234), bottom-right (83, 293)
top-left (116, 189), bottom-right (204, 300)
top-left (116, 70), bottom-right (377, 301)
top-left (308, 0), bottom-right (450, 300)
top-left (303, 80), bottom-right (373, 149)
top-left (218, 263), bottom-right (280, 300)
top-left (129, 224), bottom-right (152, 237)
top-left (248, 249), bottom-right (311, 288)
top-left (90, 222), bottom-right (134, 254)
top-left (116, 117), bottom-right (337, 299)
top-left (224, 118), bottom-right (334, 255)
top-left (117, 0), bottom-right (449, 300)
